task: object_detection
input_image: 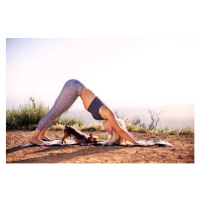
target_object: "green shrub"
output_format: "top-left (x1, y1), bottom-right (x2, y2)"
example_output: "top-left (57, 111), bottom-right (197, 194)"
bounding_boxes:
top-left (58, 116), bottom-right (84, 128)
top-left (6, 97), bottom-right (85, 130)
top-left (6, 97), bottom-right (49, 130)
top-left (80, 122), bottom-right (104, 132)
top-left (125, 121), bottom-right (148, 133)
top-left (179, 127), bottom-right (194, 135)
top-left (49, 123), bottom-right (65, 130)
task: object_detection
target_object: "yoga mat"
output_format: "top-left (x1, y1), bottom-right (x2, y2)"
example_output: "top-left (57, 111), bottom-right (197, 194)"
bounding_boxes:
top-left (21, 139), bottom-right (173, 147)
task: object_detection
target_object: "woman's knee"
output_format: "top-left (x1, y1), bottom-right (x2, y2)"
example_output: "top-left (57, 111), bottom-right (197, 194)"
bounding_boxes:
top-left (65, 79), bottom-right (81, 85)
top-left (65, 79), bottom-right (84, 96)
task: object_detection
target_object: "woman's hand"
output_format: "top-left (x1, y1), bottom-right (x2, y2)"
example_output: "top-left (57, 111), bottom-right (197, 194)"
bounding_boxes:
top-left (137, 140), bottom-right (148, 146)
top-left (100, 106), bottom-right (139, 145)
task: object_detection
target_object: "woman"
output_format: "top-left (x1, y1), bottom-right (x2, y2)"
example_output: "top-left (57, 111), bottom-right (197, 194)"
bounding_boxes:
top-left (30, 79), bottom-right (144, 146)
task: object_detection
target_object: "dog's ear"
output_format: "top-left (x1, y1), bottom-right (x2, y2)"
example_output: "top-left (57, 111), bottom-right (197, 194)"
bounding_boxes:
top-left (90, 132), bottom-right (93, 138)
top-left (89, 133), bottom-right (98, 143)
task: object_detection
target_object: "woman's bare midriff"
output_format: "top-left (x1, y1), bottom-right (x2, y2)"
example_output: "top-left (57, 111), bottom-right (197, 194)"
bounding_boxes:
top-left (81, 86), bottom-right (96, 110)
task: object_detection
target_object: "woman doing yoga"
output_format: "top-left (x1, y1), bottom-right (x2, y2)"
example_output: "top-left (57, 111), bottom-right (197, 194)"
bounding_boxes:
top-left (30, 79), bottom-right (144, 146)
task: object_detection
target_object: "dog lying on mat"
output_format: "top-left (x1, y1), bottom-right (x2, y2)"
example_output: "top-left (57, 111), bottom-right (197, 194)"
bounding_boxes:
top-left (62, 125), bottom-right (99, 144)
top-left (62, 121), bottom-right (128, 145)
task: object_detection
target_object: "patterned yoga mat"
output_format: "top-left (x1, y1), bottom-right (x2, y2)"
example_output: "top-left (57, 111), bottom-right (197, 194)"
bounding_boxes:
top-left (21, 139), bottom-right (173, 147)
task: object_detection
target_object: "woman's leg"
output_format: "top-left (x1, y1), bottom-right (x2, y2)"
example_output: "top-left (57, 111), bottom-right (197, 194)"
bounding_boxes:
top-left (30, 128), bottom-right (51, 145)
top-left (30, 79), bottom-right (84, 145)
top-left (39, 128), bottom-right (52, 141)
top-left (30, 128), bottom-right (49, 145)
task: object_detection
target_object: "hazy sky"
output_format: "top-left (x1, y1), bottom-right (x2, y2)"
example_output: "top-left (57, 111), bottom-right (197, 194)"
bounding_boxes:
top-left (6, 38), bottom-right (195, 110)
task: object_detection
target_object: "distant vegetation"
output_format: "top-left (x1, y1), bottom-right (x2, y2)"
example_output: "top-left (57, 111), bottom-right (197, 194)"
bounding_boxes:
top-left (124, 119), bottom-right (194, 135)
top-left (6, 97), bottom-right (84, 130)
top-left (6, 97), bottom-right (194, 135)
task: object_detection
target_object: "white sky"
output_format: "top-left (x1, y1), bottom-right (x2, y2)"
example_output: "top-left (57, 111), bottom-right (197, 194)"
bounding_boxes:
top-left (6, 38), bottom-right (196, 110)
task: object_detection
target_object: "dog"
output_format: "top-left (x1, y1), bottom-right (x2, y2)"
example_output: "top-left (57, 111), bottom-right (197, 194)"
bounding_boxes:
top-left (62, 125), bottom-right (99, 144)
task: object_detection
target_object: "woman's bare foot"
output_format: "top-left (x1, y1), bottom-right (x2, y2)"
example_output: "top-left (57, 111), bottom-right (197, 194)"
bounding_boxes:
top-left (30, 137), bottom-right (51, 146)
top-left (39, 135), bottom-right (53, 141)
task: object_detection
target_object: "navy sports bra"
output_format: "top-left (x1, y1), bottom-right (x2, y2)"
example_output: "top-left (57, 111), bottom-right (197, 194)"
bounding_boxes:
top-left (88, 97), bottom-right (105, 120)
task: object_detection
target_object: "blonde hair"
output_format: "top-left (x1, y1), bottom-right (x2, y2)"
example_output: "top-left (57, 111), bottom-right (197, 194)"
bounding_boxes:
top-left (107, 118), bottom-right (127, 145)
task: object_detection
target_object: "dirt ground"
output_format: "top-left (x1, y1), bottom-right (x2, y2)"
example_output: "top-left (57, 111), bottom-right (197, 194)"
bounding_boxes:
top-left (6, 130), bottom-right (194, 163)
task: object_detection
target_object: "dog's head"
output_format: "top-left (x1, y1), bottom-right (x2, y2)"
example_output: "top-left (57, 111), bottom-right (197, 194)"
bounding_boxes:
top-left (88, 132), bottom-right (99, 143)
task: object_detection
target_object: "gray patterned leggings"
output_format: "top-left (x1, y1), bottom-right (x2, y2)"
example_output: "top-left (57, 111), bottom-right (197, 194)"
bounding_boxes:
top-left (36, 79), bottom-right (84, 132)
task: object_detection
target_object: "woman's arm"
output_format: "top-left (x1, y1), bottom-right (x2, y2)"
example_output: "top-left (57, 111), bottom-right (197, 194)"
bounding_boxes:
top-left (100, 106), bottom-right (140, 145)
